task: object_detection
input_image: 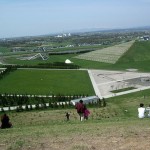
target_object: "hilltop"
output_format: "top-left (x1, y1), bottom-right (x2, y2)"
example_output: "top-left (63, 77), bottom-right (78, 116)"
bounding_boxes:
top-left (1, 90), bottom-right (150, 149)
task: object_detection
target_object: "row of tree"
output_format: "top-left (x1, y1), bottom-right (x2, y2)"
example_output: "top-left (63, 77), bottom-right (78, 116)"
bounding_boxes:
top-left (0, 94), bottom-right (107, 112)
top-left (0, 94), bottom-right (89, 107)
top-left (3, 62), bottom-right (80, 69)
top-left (0, 66), bottom-right (17, 80)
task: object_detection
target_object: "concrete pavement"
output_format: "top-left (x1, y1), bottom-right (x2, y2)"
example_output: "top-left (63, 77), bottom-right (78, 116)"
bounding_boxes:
top-left (88, 69), bottom-right (150, 99)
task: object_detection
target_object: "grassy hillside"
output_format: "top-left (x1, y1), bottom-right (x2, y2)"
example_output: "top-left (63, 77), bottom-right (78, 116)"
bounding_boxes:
top-left (120, 41), bottom-right (150, 62)
top-left (113, 41), bottom-right (150, 71)
top-left (1, 41), bottom-right (150, 149)
top-left (0, 69), bottom-right (95, 95)
top-left (71, 41), bottom-right (150, 71)
top-left (74, 41), bottom-right (134, 64)
top-left (0, 90), bottom-right (150, 150)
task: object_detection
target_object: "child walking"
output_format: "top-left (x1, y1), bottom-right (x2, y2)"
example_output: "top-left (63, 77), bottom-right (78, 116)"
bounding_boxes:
top-left (65, 112), bottom-right (70, 121)
top-left (84, 107), bottom-right (90, 120)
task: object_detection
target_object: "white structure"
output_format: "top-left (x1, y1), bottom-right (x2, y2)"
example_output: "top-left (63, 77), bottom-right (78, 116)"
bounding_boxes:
top-left (65, 59), bottom-right (73, 64)
top-left (18, 53), bottom-right (48, 61)
top-left (70, 96), bottom-right (99, 105)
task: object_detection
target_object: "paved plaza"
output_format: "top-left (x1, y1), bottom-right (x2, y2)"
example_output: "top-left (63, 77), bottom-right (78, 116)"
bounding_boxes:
top-left (88, 69), bottom-right (150, 99)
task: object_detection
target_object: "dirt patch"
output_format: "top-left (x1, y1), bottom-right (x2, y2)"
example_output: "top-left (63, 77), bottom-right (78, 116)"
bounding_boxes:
top-left (8, 134), bottom-right (149, 150)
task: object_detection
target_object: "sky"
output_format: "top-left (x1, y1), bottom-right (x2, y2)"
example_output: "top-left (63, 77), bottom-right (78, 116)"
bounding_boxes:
top-left (0, 0), bottom-right (150, 38)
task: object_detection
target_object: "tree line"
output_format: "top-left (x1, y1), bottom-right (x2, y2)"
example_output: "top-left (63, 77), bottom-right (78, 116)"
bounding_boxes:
top-left (0, 93), bottom-right (107, 112)
top-left (3, 62), bottom-right (80, 70)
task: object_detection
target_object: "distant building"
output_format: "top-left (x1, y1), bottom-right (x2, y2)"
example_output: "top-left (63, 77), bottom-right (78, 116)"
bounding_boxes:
top-left (143, 36), bottom-right (149, 41)
top-left (139, 35), bottom-right (149, 41)
top-left (11, 47), bottom-right (25, 52)
top-left (55, 35), bottom-right (63, 38)
top-left (55, 33), bottom-right (71, 38)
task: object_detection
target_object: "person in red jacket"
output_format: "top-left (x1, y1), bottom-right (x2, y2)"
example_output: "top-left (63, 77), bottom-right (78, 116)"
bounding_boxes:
top-left (84, 106), bottom-right (90, 120)
top-left (75, 100), bottom-right (85, 121)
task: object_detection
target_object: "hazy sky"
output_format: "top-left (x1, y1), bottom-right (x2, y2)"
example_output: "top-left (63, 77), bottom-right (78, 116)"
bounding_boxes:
top-left (0, 0), bottom-right (150, 38)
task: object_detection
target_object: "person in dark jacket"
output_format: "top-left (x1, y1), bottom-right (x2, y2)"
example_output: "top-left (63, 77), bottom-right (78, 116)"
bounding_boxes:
top-left (65, 112), bottom-right (70, 121)
top-left (75, 100), bottom-right (85, 121)
top-left (0, 113), bottom-right (12, 129)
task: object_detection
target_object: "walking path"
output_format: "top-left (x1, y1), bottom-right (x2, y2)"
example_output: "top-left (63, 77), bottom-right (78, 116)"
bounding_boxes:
top-left (88, 70), bottom-right (103, 99)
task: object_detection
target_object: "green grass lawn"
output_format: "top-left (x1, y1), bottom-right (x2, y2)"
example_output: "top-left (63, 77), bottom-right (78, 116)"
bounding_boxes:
top-left (111, 41), bottom-right (150, 72)
top-left (7, 54), bottom-right (79, 66)
top-left (0, 46), bottom-right (11, 53)
top-left (72, 41), bottom-right (150, 71)
top-left (0, 69), bottom-right (95, 95)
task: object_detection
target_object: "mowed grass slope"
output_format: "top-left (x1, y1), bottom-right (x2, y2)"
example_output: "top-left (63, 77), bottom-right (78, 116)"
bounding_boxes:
top-left (1, 90), bottom-right (150, 150)
top-left (71, 41), bottom-right (150, 71)
top-left (0, 69), bottom-right (95, 95)
top-left (74, 41), bottom-right (150, 72)
top-left (74, 41), bottom-right (134, 64)
top-left (113, 41), bottom-right (150, 71)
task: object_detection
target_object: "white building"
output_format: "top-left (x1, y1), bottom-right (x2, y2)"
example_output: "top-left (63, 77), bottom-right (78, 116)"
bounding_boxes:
top-left (70, 96), bottom-right (99, 105)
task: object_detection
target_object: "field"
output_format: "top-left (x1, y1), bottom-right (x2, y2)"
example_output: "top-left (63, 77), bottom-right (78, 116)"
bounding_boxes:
top-left (74, 41), bottom-right (150, 72)
top-left (1, 90), bottom-right (150, 150)
top-left (0, 47), bottom-right (11, 53)
top-left (112, 41), bottom-right (150, 71)
top-left (1, 41), bottom-right (150, 72)
top-left (1, 41), bottom-right (150, 150)
top-left (74, 41), bottom-right (134, 64)
top-left (0, 69), bottom-right (95, 95)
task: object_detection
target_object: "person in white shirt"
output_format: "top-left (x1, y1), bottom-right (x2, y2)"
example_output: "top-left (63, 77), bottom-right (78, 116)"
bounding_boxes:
top-left (138, 103), bottom-right (146, 118)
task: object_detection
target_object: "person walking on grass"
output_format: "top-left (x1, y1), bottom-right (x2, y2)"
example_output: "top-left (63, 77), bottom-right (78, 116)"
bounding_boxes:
top-left (84, 106), bottom-right (90, 120)
top-left (75, 100), bottom-right (85, 121)
top-left (65, 112), bottom-right (70, 121)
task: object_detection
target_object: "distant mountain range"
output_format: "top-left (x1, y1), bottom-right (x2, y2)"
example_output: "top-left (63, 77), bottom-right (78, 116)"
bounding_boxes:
top-left (67, 26), bottom-right (150, 34)
top-left (2, 26), bottom-right (150, 39)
